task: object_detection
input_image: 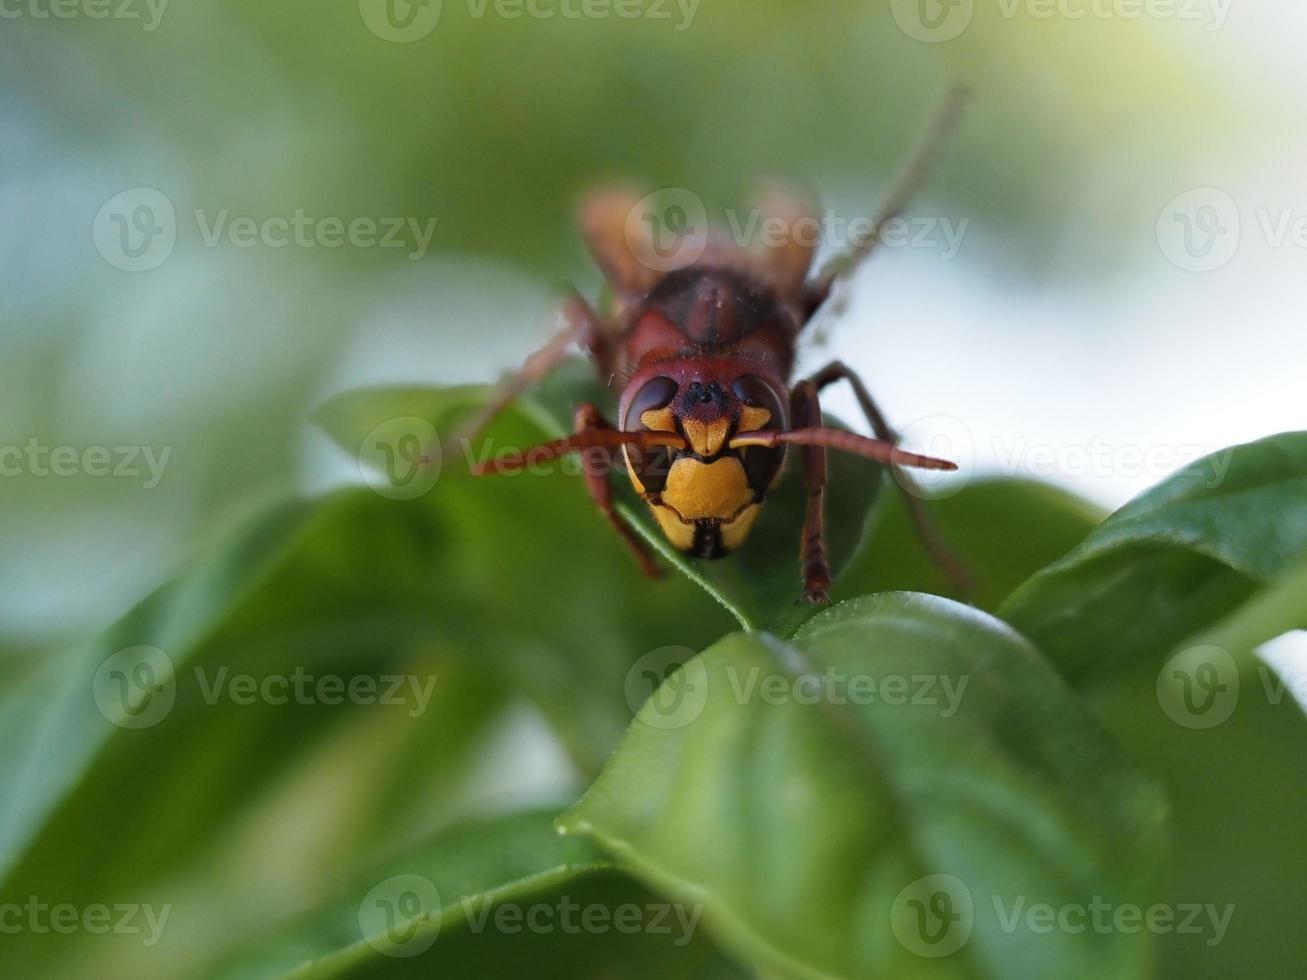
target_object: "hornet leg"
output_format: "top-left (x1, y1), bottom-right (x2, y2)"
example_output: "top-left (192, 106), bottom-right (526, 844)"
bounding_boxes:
top-left (452, 290), bottom-right (611, 454)
top-left (573, 403), bottom-right (663, 580)
top-left (791, 380), bottom-right (833, 604)
top-left (807, 360), bottom-right (972, 597)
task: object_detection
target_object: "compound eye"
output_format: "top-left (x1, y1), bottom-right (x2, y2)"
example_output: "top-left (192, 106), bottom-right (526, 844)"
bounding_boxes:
top-left (623, 376), bottom-right (678, 493)
top-left (731, 375), bottom-right (787, 492)
top-left (623, 376), bottom-right (678, 431)
top-left (731, 375), bottom-right (787, 429)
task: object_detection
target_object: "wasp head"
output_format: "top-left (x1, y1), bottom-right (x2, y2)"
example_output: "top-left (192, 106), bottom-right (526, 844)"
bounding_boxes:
top-left (619, 365), bottom-right (789, 559)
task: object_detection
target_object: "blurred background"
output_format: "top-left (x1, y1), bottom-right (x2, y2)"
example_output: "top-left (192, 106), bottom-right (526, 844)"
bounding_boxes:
top-left (6, 0), bottom-right (1305, 651)
top-left (2, 0), bottom-right (1305, 975)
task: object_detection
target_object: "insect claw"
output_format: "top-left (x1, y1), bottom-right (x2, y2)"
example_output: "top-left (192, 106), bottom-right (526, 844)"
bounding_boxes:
top-left (803, 586), bottom-right (832, 606)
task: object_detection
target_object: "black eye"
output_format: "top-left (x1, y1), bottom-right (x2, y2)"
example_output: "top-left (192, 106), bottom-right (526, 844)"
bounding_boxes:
top-left (623, 377), bottom-right (678, 493)
top-left (731, 375), bottom-right (787, 425)
top-left (623, 376), bottom-right (678, 430)
top-left (731, 375), bottom-right (787, 492)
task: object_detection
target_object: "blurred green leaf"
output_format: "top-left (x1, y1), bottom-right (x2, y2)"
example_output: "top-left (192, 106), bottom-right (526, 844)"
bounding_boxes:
top-left (1089, 654), bottom-right (1307, 979)
top-left (841, 478), bottom-right (1104, 613)
top-left (0, 494), bottom-right (505, 932)
top-left (1072, 559), bottom-right (1307, 978)
top-left (1000, 433), bottom-right (1307, 683)
top-left (215, 808), bottom-right (748, 980)
top-left (317, 358), bottom-right (883, 635)
top-left (560, 594), bottom-right (1167, 979)
top-left (1178, 557), bottom-right (1307, 662)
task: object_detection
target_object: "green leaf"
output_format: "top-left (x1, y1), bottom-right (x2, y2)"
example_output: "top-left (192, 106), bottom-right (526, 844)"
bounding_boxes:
top-left (1089, 651), bottom-right (1307, 978)
top-left (315, 358), bottom-right (884, 635)
top-left (559, 594), bottom-right (1167, 980)
top-left (840, 478), bottom-right (1104, 613)
top-left (214, 808), bottom-right (748, 980)
top-left (1071, 556), bottom-right (1307, 978)
top-left (1000, 432), bottom-right (1307, 682)
top-left (1177, 556), bottom-right (1307, 660)
top-left (0, 493), bottom-right (504, 918)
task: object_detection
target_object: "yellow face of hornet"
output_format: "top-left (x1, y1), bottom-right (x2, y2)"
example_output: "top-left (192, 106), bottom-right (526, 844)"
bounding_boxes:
top-left (620, 372), bottom-right (789, 560)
